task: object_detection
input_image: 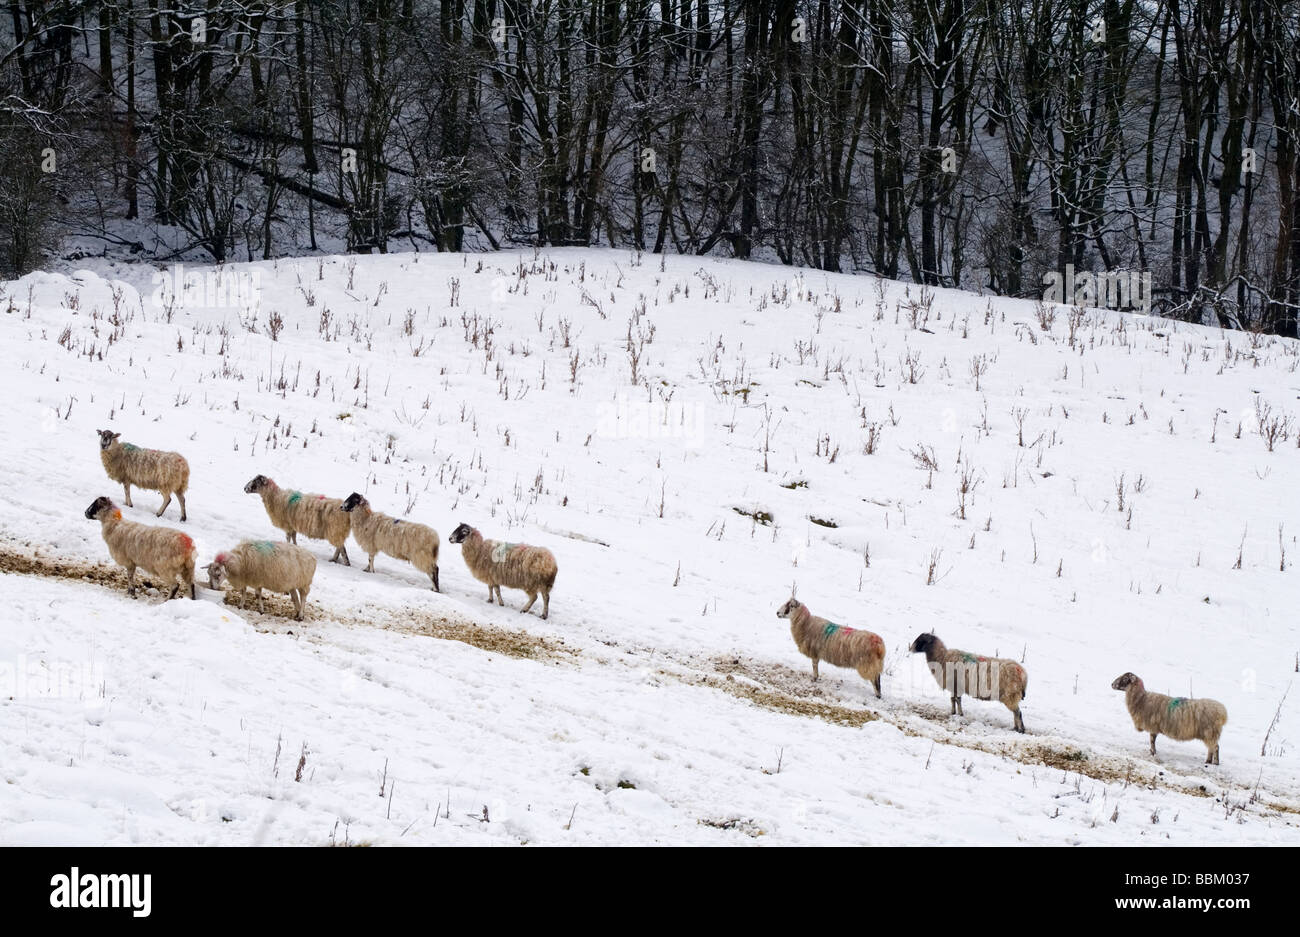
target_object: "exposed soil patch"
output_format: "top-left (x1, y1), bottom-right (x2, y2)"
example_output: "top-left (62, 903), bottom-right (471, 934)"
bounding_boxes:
top-left (701, 652), bottom-right (1300, 820)
top-left (0, 542), bottom-right (570, 662)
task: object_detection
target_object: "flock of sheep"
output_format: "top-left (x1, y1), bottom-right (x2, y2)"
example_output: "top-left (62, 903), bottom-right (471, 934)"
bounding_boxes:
top-left (87, 429), bottom-right (559, 622)
top-left (776, 595), bottom-right (1228, 766)
top-left (86, 428), bottom-right (1228, 768)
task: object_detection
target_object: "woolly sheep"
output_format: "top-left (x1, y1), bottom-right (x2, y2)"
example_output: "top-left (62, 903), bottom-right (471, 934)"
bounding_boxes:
top-left (775, 596), bottom-right (886, 697)
top-left (243, 474), bottom-right (351, 565)
top-left (97, 429), bottom-right (190, 521)
top-left (448, 522), bottom-right (557, 619)
top-left (1111, 672), bottom-right (1228, 765)
top-left (909, 632), bottom-right (1028, 733)
top-left (206, 539), bottom-right (317, 621)
top-left (84, 496), bottom-right (196, 599)
top-left (340, 492), bottom-right (440, 591)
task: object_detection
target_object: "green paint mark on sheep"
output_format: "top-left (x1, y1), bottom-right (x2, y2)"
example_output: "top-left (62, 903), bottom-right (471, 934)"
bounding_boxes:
top-left (252, 541), bottom-right (276, 554)
top-left (287, 492), bottom-right (303, 505)
top-left (823, 623), bottom-right (839, 639)
top-left (961, 653), bottom-right (978, 663)
top-left (122, 443), bottom-right (140, 453)
top-left (1168, 697), bottom-right (1186, 713)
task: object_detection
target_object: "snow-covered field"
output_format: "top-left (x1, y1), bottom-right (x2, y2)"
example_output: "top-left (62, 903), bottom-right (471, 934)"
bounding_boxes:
top-left (2, 249), bottom-right (1297, 845)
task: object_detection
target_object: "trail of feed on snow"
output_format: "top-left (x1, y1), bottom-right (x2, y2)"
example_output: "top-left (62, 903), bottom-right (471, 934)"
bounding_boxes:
top-left (6, 538), bottom-right (1294, 826)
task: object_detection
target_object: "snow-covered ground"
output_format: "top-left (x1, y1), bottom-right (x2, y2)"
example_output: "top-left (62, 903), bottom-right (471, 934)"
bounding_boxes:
top-left (2, 249), bottom-right (1297, 845)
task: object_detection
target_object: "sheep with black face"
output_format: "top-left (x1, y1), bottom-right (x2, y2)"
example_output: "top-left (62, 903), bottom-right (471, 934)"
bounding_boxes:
top-left (243, 474), bottom-right (351, 565)
top-left (449, 522), bottom-right (556, 619)
top-left (340, 492), bottom-right (440, 591)
top-left (909, 632), bottom-right (1027, 733)
top-left (85, 496), bottom-right (196, 600)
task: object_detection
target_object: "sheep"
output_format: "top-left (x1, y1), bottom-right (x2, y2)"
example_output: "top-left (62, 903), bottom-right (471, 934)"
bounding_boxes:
top-left (84, 496), bottom-right (197, 599)
top-left (1111, 672), bottom-right (1228, 765)
top-left (205, 539), bottom-right (317, 621)
top-left (448, 522), bottom-right (557, 619)
top-left (243, 474), bottom-right (351, 565)
top-left (340, 492), bottom-right (440, 590)
top-left (775, 596), bottom-right (886, 697)
top-left (909, 632), bottom-right (1028, 733)
top-left (97, 429), bottom-right (190, 521)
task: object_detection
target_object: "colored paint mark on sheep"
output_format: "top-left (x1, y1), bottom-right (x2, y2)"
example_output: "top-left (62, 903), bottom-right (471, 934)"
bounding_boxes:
top-left (1168, 697), bottom-right (1186, 713)
top-left (177, 534), bottom-right (194, 552)
top-left (823, 622), bottom-right (855, 639)
top-left (490, 542), bottom-right (521, 564)
top-left (122, 443), bottom-right (140, 453)
top-left (252, 540), bottom-right (276, 554)
top-left (287, 492), bottom-right (303, 505)
top-left (112, 509), bottom-right (122, 520)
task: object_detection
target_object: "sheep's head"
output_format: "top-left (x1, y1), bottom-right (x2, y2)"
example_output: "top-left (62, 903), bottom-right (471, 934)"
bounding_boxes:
top-left (775, 597), bottom-right (801, 619)
top-left (341, 492), bottom-right (367, 513)
top-left (449, 523), bottom-right (474, 544)
top-left (207, 556), bottom-right (229, 590)
top-left (84, 496), bottom-right (115, 520)
top-left (909, 633), bottom-right (939, 655)
top-left (244, 475), bottom-right (272, 494)
top-left (1111, 672), bottom-right (1139, 691)
top-left (96, 429), bottom-right (120, 450)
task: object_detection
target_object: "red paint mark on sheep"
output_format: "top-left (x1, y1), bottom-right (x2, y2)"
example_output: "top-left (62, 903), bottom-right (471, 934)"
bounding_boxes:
top-left (177, 534), bottom-right (194, 552)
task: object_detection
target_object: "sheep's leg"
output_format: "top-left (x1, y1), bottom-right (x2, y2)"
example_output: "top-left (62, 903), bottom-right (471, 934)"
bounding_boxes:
top-left (811, 658), bottom-right (820, 682)
top-left (125, 564), bottom-right (138, 597)
top-left (520, 591), bottom-right (537, 614)
top-left (872, 676), bottom-right (882, 699)
top-left (256, 588), bottom-right (265, 613)
top-left (122, 482), bottom-right (133, 508)
top-left (495, 585), bottom-right (504, 606)
top-left (167, 581), bottom-right (180, 600)
top-left (177, 492), bottom-right (187, 522)
top-left (331, 543), bottom-right (350, 565)
top-left (366, 553), bottom-right (378, 573)
top-left (950, 694), bottom-right (959, 716)
top-left (541, 592), bottom-right (549, 620)
top-left (1013, 709), bottom-right (1025, 734)
top-left (1149, 733), bottom-right (1158, 756)
top-left (485, 586), bottom-right (494, 602)
top-left (431, 566), bottom-right (440, 592)
top-left (157, 492), bottom-right (172, 517)
top-left (189, 580), bottom-right (196, 600)
top-left (288, 530), bottom-right (297, 544)
top-left (292, 589), bottom-right (304, 621)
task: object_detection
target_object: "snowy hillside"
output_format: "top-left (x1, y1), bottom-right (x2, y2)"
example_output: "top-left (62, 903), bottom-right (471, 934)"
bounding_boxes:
top-left (2, 249), bottom-right (1297, 845)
